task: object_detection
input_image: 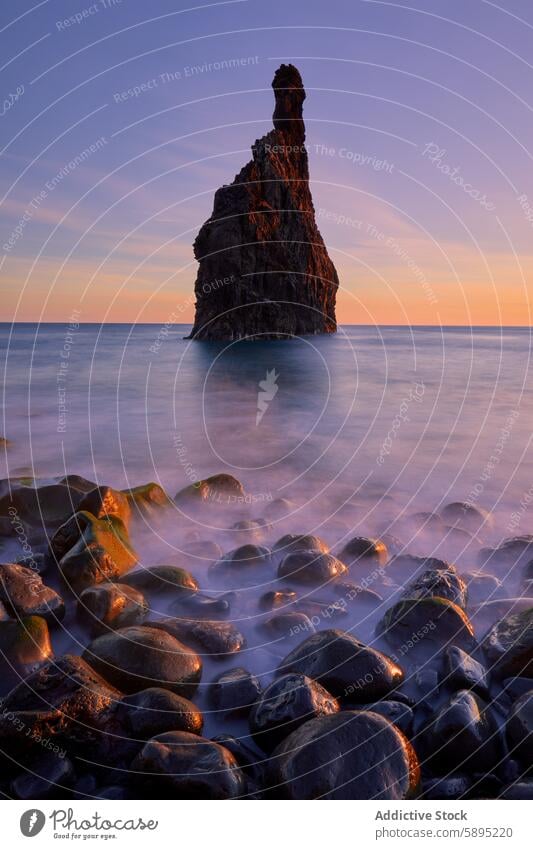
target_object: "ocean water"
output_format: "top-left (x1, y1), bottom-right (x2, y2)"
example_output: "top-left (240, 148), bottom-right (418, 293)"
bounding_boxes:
top-left (1, 323), bottom-right (532, 735)
top-left (1, 323), bottom-right (531, 522)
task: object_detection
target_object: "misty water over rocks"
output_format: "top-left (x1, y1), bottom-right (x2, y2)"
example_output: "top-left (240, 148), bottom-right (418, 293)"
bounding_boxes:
top-left (1, 323), bottom-right (532, 798)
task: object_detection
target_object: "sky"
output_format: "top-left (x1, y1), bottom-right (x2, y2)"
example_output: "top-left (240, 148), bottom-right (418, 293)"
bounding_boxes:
top-left (2, 0), bottom-right (533, 325)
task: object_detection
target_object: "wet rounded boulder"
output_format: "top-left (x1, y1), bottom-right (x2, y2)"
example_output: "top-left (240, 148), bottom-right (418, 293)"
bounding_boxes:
top-left (377, 597), bottom-right (476, 652)
top-left (78, 582), bottom-right (148, 636)
top-left (250, 672), bottom-right (339, 752)
top-left (273, 534), bottom-right (329, 556)
top-left (0, 615), bottom-right (53, 684)
top-left (481, 607), bottom-right (533, 678)
top-left (278, 629), bottom-right (404, 701)
top-left (122, 564), bottom-right (198, 595)
top-left (209, 667), bottom-right (262, 715)
top-left (0, 655), bottom-right (121, 758)
top-left (268, 711), bottom-right (420, 799)
top-left (82, 625), bottom-right (202, 697)
top-left (277, 550), bottom-right (347, 585)
top-left (404, 565), bottom-right (468, 609)
top-left (120, 687), bottom-right (203, 738)
top-left (337, 536), bottom-right (388, 567)
top-left (0, 563), bottom-right (65, 624)
top-left (132, 730), bottom-right (247, 798)
top-left (174, 474), bottom-right (245, 506)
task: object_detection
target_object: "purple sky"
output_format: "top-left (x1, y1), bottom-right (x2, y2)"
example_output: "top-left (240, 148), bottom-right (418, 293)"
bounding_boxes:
top-left (2, 0), bottom-right (533, 324)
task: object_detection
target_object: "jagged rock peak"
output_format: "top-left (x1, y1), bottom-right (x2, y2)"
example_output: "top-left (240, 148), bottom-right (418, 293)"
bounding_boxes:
top-left (188, 63), bottom-right (339, 341)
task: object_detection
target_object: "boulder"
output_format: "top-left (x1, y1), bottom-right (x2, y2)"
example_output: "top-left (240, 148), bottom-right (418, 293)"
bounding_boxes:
top-left (273, 534), bottom-right (329, 555)
top-left (440, 502), bottom-right (492, 534)
top-left (259, 590), bottom-right (297, 611)
top-left (269, 711), bottom-right (419, 799)
top-left (83, 625), bottom-right (202, 697)
top-left (120, 688), bottom-right (203, 738)
top-left (261, 612), bottom-right (316, 641)
top-left (404, 565), bottom-right (468, 608)
top-left (441, 645), bottom-right (489, 697)
top-left (0, 563), bottom-right (64, 623)
top-left (0, 616), bottom-right (53, 683)
top-left (122, 564), bottom-right (198, 595)
top-left (209, 544), bottom-right (271, 586)
top-left (0, 484), bottom-right (83, 529)
top-left (174, 474), bottom-right (245, 506)
top-left (132, 731), bottom-right (247, 798)
top-left (420, 689), bottom-right (502, 773)
top-left (78, 583), bottom-right (148, 636)
top-left (249, 672), bottom-right (338, 751)
top-left (122, 483), bottom-right (173, 518)
top-left (337, 536), bottom-right (388, 567)
top-left (208, 667), bottom-right (262, 715)
top-left (377, 597), bottom-right (476, 652)
top-left (481, 607), bottom-right (533, 678)
top-left (277, 550), bottom-right (347, 585)
top-left (78, 486), bottom-right (132, 526)
top-left (148, 618), bottom-right (245, 658)
top-left (278, 629), bottom-right (403, 700)
top-left (57, 513), bottom-right (138, 592)
top-left (0, 655), bottom-right (121, 757)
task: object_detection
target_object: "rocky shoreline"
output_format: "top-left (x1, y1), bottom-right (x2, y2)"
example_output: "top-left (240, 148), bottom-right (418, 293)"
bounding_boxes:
top-left (0, 473), bottom-right (532, 799)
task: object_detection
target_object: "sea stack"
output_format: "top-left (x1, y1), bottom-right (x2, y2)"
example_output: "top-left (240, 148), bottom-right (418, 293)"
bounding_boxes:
top-left (188, 64), bottom-right (339, 340)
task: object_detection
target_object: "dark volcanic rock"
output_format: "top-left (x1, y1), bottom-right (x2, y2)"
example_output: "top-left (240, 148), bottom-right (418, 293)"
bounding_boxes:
top-left (404, 565), bottom-right (468, 608)
top-left (277, 550), bottom-right (347, 585)
top-left (188, 64), bottom-right (339, 341)
top-left (250, 672), bottom-right (339, 752)
top-left (419, 689), bottom-right (502, 773)
top-left (174, 474), bottom-right (245, 506)
top-left (122, 564), bottom-right (198, 595)
top-left (82, 625), bottom-right (202, 696)
top-left (0, 563), bottom-right (65, 624)
top-left (209, 667), bottom-right (262, 715)
top-left (132, 731), bottom-right (247, 798)
top-left (269, 711), bottom-right (420, 799)
top-left (149, 618), bottom-right (245, 658)
top-left (278, 628), bottom-right (403, 700)
top-left (441, 645), bottom-right (489, 697)
top-left (0, 655), bottom-right (121, 757)
top-left (78, 583), bottom-right (148, 636)
top-left (481, 607), bottom-right (533, 678)
top-left (209, 544), bottom-right (271, 586)
top-left (273, 534), bottom-right (329, 555)
top-left (337, 536), bottom-right (388, 567)
top-left (122, 482), bottom-right (173, 519)
top-left (440, 502), bottom-right (492, 534)
top-left (121, 688), bottom-right (203, 738)
top-left (0, 484), bottom-right (83, 529)
top-left (0, 615), bottom-right (53, 683)
top-left (377, 597), bottom-right (476, 652)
